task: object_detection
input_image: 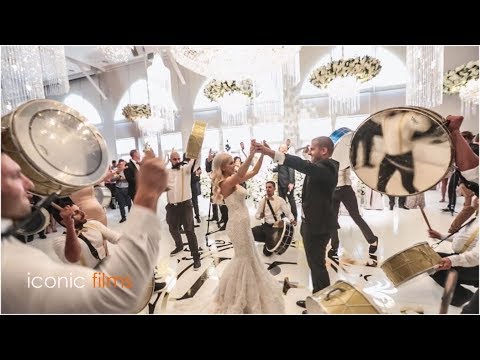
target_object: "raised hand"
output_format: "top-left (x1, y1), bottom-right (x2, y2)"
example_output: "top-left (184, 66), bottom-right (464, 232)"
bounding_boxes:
top-left (446, 115), bottom-right (464, 132)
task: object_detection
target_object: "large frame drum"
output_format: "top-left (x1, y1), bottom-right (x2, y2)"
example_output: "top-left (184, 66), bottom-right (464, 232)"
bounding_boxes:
top-left (305, 280), bottom-right (381, 314)
top-left (329, 127), bottom-right (354, 170)
top-left (133, 277), bottom-right (155, 313)
top-left (15, 208), bottom-right (50, 236)
top-left (349, 106), bottom-right (453, 196)
top-left (94, 186), bottom-right (112, 208)
top-left (267, 220), bottom-right (295, 255)
top-left (380, 242), bottom-right (442, 287)
top-left (2, 99), bottom-right (109, 197)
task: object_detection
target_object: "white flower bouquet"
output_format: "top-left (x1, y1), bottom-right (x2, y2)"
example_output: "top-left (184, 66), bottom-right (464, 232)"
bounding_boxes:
top-left (122, 104), bottom-right (151, 121)
top-left (443, 60), bottom-right (479, 94)
top-left (309, 55), bottom-right (382, 89)
top-left (204, 79), bottom-right (254, 102)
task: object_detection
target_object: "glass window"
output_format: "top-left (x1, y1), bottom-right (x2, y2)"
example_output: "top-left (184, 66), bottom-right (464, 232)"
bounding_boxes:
top-left (298, 118), bottom-right (332, 146)
top-left (114, 79), bottom-right (149, 121)
top-left (160, 132), bottom-right (183, 158)
top-left (200, 128), bottom-right (220, 161)
top-left (222, 125), bottom-right (251, 153)
top-left (116, 137), bottom-right (137, 162)
top-left (194, 80), bottom-right (219, 111)
top-left (64, 94), bottom-right (102, 124)
top-left (335, 114), bottom-right (369, 131)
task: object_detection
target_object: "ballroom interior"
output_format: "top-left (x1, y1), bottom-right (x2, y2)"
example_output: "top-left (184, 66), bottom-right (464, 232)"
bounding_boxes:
top-left (1, 45), bottom-right (479, 315)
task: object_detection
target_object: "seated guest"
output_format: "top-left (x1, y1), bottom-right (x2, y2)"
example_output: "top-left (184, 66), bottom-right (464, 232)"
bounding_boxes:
top-left (252, 181), bottom-right (296, 256)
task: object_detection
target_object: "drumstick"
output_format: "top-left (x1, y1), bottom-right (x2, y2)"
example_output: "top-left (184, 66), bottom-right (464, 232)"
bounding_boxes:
top-left (419, 207), bottom-right (432, 231)
top-left (50, 203), bottom-right (64, 211)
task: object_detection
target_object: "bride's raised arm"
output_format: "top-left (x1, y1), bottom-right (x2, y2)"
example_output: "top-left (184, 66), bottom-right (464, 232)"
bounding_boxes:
top-left (221, 140), bottom-right (257, 191)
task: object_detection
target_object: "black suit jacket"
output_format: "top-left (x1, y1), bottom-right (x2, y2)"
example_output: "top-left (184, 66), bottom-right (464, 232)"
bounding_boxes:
top-left (273, 164), bottom-right (295, 190)
top-left (124, 160), bottom-right (138, 200)
top-left (283, 154), bottom-right (339, 233)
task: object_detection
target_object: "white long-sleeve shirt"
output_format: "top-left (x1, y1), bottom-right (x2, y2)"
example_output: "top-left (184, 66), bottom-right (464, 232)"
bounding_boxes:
top-left (1, 206), bottom-right (161, 314)
top-left (372, 112), bottom-right (431, 155)
top-left (53, 220), bottom-right (121, 268)
top-left (439, 217), bottom-right (479, 268)
top-left (166, 157), bottom-right (201, 204)
top-left (255, 195), bottom-right (295, 224)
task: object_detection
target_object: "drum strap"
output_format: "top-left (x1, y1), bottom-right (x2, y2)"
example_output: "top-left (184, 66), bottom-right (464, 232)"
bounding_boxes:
top-left (77, 233), bottom-right (101, 260)
top-left (460, 227), bottom-right (479, 254)
top-left (266, 199), bottom-right (278, 222)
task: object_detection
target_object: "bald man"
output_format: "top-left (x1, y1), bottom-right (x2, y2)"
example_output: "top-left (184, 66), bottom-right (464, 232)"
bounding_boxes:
top-left (166, 151), bottom-right (202, 270)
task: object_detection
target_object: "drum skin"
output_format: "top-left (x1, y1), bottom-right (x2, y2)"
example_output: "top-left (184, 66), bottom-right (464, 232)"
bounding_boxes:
top-left (133, 277), bottom-right (155, 313)
top-left (16, 208), bottom-right (50, 236)
top-left (1, 99), bottom-right (109, 197)
top-left (381, 242), bottom-right (442, 287)
top-left (94, 186), bottom-right (112, 208)
top-left (329, 127), bottom-right (353, 170)
top-left (306, 280), bottom-right (381, 314)
top-left (268, 220), bottom-right (295, 255)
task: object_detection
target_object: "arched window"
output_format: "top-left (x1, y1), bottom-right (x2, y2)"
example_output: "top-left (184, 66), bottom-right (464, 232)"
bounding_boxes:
top-left (114, 79), bottom-right (149, 121)
top-left (300, 46), bottom-right (407, 97)
top-left (193, 80), bottom-right (219, 111)
top-left (64, 94), bottom-right (102, 125)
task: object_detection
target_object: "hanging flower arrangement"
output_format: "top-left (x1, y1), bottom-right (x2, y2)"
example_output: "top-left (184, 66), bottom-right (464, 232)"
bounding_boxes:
top-left (204, 79), bottom-right (254, 102)
top-left (443, 60), bottom-right (479, 94)
top-left (309, 55), bottom-right (382, 89)
top-left (122, 104), bottom-right (151, 121)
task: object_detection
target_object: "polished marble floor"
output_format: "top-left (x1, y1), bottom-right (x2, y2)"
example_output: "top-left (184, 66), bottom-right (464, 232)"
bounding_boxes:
top-left (28, 188), bottom-right (477, 315)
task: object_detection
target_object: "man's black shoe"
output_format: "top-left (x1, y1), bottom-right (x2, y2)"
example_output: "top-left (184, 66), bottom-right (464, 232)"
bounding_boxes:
top-left (328, 248), bottom-right (338, 259)
top-left (400, 206), bottom-right (410, 210)
top-left (119, 217), bottom-right (126, 223)
top-left (193, 259), bottom-right (201, 271)
top-left (207, 217), bottom-right (219, 222)
top-left (170, 247), bottom-right (183, 256)
top-left (296, 300), bottom-right (306, 308)
top-left (263, 246), bottom-right (273, 256)
top-left (302, 310), bottom-right (308, 314)
top-left (218, 224), bottom-right (226, 231)
top-left (389, 205), bottom-right (394, 210)
top-left (195, 216), bottom-right (201, 223)
top-left (154, 282), bottom-right (166, 292)
top-left (369, 240), bottom-right (379, 254)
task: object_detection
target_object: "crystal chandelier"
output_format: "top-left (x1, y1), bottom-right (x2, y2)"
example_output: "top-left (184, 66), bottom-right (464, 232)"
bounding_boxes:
top-left (146, 54), bottom-right (176, 133)
top-left (217, 92), bottom-right (250, 126)
top-left (406, 46), bottom-right (444, 108)
top-left (98, 46), bottom-right (134, 63)
top-left (1, 45), bottom-right (69, 115)
top-left (171, 45), bottom-right (301, 80)
top-left (460, 79), bottom-right (479, 120)
top-left (328, 76), bottom-right (360, 115)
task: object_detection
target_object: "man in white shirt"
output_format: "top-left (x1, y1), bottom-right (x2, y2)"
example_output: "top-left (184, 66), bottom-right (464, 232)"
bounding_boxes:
top-left (329, 168), bottom-right (379, 258)
top-left (428, 212), bottom-right (478, 307)
top-left (53, 204), bottom-right (121, 268)
top-left (1, 152), bottom-right (168, 314)
top-left (252, 181), bottom-right (297, 256)
top-left (166, 151), bottom-right (202, 270)
top-left (373, 110), bottom-right (431, 194)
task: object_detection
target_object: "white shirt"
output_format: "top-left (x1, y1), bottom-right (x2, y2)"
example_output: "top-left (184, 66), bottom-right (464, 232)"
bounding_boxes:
top-left (166, 158), bottom-right (201, 204)
top-left (337, 168), bottom-right (352, 187)
top-left (1, 206), bottom-right (161, 314)
top-left (440, 217), bottom-right (479, 268)
top-left (53, 220), bottom-right (121, 268)
top-left (372, 112), bottom-right (431, 155)
top-left (461, 165), bottom-right (479, 184)
top-left (255, 195), bottom-right (295, 224)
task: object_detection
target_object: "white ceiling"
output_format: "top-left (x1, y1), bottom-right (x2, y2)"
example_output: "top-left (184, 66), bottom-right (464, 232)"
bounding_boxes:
top-left (64, 46), bottom-right (169, 79)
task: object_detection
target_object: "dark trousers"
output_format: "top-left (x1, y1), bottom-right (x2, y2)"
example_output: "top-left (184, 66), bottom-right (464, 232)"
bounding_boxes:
top-left (211, 203), bottom-right (219, 220)
top-left (351, 135), bottom-right (374, 167)
top-left (278, 186), bottom-right (298, 221)
top-left (192, 195), bottom-right (200, 218)
top-left (461, 289), bottom-right (479, 314)
top-left (388, 196), bottom-right (406, 208)
top-left (301, 222), bottom-right (331, 293)
top-left (115, 187), bottom-right (132, 219)
top-left (431, 252), bottom-right (479, 304)
top-left (166, 200), bottom-right (200, 261)
top-left (252, 223), bottom-right (275, 250)
top-left (377, 152), bottom-right (417, 194)
top-left (330, 185), bottom-right (377, 250)
top-left (219, 204), bottom-right (228, 224)
top-left (447, 171), bottom-right (459, 211)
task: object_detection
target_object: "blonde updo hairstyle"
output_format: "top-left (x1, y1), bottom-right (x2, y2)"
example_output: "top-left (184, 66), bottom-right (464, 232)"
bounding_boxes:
top-left (211, 152), bottom-right (233, 204)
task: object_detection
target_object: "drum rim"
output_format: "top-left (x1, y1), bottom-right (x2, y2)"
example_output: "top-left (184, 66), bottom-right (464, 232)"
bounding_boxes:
top-left (306, 280), bottom-right (382, 314)
top-left (330, 130), bottom-right (353, 170)
top-left (380, 240), bottom-right (433, 265)
top-left (10, 99), bottom-right (109, 187)
top-left (15, 207), bottom-right (50, 235)
top-left (132, 277), bottom-right (156, 314)
top-left (94, 186), bottom-right (112, 207)
top-left (350, 106), bottom-right (454, 197)
top-left (267, 220), bottom-right (293, 252)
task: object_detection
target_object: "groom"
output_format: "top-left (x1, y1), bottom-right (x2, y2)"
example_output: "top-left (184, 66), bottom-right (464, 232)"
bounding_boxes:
top-left (255, 137), bottom-right (339, 312)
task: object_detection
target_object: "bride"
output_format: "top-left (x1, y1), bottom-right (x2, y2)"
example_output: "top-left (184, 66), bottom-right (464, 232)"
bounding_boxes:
top-left (210, 140), bottom-right (285, 314)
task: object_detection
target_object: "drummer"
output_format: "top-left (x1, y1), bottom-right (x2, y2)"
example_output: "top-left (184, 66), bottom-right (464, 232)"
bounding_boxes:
top-left (252, 181), bottom-right (296, 256)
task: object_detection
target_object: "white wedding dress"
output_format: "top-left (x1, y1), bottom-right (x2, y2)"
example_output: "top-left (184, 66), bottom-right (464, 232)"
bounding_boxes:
top-left (213, 185), bottom-right (285, 314)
